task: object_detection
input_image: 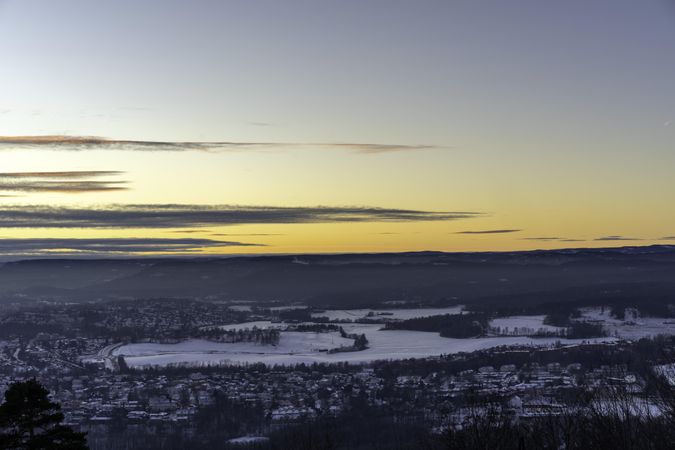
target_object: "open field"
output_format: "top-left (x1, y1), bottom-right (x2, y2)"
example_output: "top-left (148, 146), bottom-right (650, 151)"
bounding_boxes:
top-left (115, 319), bottom-right (616, 368)
top-left (576, 308), bottom-right (675, 339)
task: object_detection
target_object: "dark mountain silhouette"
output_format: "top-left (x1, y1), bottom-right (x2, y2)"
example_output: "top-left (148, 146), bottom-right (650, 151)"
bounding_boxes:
top-left (1, 246), bottom-right (674, 308)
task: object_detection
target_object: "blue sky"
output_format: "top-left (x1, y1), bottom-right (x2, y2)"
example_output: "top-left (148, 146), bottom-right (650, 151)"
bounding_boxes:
top-left (0, 0), bottom-right (674, 256)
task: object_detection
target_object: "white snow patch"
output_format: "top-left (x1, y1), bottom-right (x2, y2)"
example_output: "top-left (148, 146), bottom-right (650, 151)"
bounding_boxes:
top-left (117, 324), bottom-right (616, 369)
top-left (653, 364), bottom-right (675, 386)
top-left (576, 307), bottom-right (675, 339)
top-left (489, 316), bottom-right (564, 335)
top-left (268, 305), bottom-right (308, 311)
top-left (227, 436), bottom-right (269, 445)
top-left (227, 305), bottom-right (252, 312)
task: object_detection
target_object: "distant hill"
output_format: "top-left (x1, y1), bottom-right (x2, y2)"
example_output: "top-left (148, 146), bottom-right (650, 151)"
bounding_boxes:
top-left (1, 245), bottom-right (675, 307)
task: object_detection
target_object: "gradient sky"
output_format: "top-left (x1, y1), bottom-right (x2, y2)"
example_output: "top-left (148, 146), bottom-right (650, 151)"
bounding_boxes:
top-left (0, 0), bottom-right (674, 257)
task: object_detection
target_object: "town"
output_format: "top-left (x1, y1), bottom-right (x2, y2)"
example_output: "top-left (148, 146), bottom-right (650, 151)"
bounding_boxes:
top-left (2, 297), bottom-right (675, 448)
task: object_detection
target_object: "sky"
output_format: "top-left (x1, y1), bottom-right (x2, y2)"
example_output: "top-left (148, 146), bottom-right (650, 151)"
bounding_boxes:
top-left (0, 0), bottom-right (674, 258)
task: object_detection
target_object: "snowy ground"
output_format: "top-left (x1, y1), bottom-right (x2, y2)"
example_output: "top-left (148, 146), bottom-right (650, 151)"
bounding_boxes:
top-left (653, 364), bottom-right (675, 386)
top-left (116, 322), bottom-right (615, 369)
top-left (114, 331), bottom-right (354, 368)
top-left (108, 305), bottom-right (675, 370)
top-left (227, 305), bottom-right (253, 312)
top-left (268, 305), bottom-right (308, 311)
top-left (576, 308), bottom-right (675, 339)
top-left (489, 316), bottom-right (565, 335)
top-left (311, 306), bottom-right (464, 322)
top-left (227, 436), bottom-right (270, 445)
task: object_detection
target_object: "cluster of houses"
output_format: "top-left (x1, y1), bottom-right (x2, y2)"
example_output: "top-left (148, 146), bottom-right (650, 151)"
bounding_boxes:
top-left (0, 346), bottom-right (644, 435)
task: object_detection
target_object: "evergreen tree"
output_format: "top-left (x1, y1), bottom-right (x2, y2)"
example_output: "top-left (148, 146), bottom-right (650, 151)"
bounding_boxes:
top-left (0, 379), bottom-right (87, 449)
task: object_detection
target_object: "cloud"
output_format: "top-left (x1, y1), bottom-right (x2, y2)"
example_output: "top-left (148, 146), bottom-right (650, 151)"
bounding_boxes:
top-left (327, 143), bottom-right (439, 154)
top-left (0, 171), bottom-right (127, 194)
top-left (455, 229), bottom-right (521, 234)
top-left (0, 204), bottom-right (480, 229)
top-left (0, 135), bottom-right (443, 154)
top-left (521, 237), bottom-right (585, 242)
top-left (659, 236), bottom-right (675, 240)
top-left (0, 237), bottom-right (262, 258)
top-left (594, 235), bottom-right (642, 241)
top-left (0, 171), bottom-right (123, 179)
top-left (0, 181), bottom-right (127, 193)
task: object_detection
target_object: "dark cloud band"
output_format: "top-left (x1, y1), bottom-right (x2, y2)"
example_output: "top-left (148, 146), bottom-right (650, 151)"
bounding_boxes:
top-left (0, 171), bottom-right (123, 179)
top-left (0, 237), bottom-right (261, 257)
top-left (0, 135), bottom-right (442, 154)
top-left (0, 181), bottom-right (127, 193)
top-left (594, 235), bottom-right (642, 241)
top-left (0, 204), bottom-right (479, 229)
top-left (0, 171), bottom-right (128, 194)
top-left (455, 229), bottom-right (521, 234)
top-left (521, 237), bottom-right (585, 243)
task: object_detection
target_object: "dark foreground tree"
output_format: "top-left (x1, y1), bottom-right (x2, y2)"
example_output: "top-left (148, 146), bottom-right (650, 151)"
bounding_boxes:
top-left (0, 379), bottom-right (87, 449)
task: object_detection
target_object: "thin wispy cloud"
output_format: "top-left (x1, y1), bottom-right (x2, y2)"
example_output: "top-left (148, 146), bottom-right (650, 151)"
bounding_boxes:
top-left (0, 237), bottom-right (262, 258)
top-left (0, 171), bottom-right (127, 194)
top-left (328, 143), bottom-right (439, 154)
top-left (0, 204), bottom-right (480, 229)
top-left (521, 237), bottom-right (584, 242)
top-left (455, 229), bottom-right (521, 235)
top-left (0, 135), bottom-right (443, 155)
top-left (0, 171), bottom-right (123, 179)
top-left (594, 235), bottom-right (642, 241)
top-left (659, 236), bottom-right (675, 240)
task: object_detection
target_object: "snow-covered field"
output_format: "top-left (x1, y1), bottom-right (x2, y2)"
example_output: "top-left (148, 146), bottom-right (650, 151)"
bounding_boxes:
top-left (311, 306), bottom-right (464, 322)
top-left (116, 322), bottom-right (615, 369)
top-left (489, 316), bottom-right (565, 335)
top-left (228, 305), bottom-right (253, 312)
top-left (268, 305), bottom-right (308, 311)
top-left (114, 331), bottom-right (354, 368)
top-left (104, 304), bottom-right (675, 370)
top-left (576, 308), bottom-right (675, 339)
